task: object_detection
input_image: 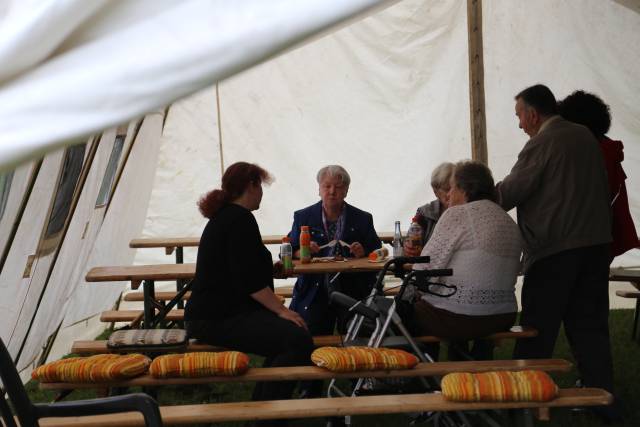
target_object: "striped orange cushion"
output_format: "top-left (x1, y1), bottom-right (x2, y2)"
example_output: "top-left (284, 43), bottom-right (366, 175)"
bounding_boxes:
top-left (441, 370), bottom-right (558, 402)
top-left (149, 352), bottom-right (250, 378)
top-left (32, 354), bottom-right (151, 383)
top-left (311, 346), bottom-right (419, 372)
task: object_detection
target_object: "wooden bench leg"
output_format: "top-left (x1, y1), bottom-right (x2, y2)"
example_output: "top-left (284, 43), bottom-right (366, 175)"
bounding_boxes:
top-left (53, 389), bottom-right (73, 403)
top-left (535, 407), bottom-right (550, 421)
top-left (142, 279), bottom-right (156, 328)
top-left (175, 247), bottom-right (185, 325)
top-left (510, 408), bottom-right (535, 427)
top-left (633, 298), bottom-right (640, 342)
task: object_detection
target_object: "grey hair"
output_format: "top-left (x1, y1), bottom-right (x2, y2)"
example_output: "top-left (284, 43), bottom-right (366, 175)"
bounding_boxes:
top-left (430, 162), bottom-right (455, 190)
top-left (452, 160), bottom-right (496, 203)
top-left (316, 165), bottom-right (351, 187)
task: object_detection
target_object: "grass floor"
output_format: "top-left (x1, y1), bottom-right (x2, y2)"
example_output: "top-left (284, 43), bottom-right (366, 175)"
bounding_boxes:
top-left (25, 309), bottom-right (639, 426)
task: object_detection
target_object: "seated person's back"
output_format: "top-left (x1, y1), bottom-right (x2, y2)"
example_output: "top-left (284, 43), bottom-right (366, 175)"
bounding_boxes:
top-left (409, 160), bottom-right (523, 342)
top-left (416, 199), bottom-right (521, 317)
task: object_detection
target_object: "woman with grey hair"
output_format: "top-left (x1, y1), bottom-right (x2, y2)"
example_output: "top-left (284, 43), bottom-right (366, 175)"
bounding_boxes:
top-left (406, 160), bottom-right (523, 356)
top-left (287, 164), bottom-right (381, 398)
top-left (288, 165), bottom-right (381, 333)
top-left (404, 162), bottom-right (454, 256)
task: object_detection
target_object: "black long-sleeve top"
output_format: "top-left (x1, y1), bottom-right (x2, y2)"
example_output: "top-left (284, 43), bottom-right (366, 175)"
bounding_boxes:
top-left (185, 203), bottom-right (273, 321)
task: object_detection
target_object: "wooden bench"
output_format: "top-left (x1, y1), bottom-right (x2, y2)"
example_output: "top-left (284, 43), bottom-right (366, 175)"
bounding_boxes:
top-left (616, 289), bottom-right (640, 341)
top-left (610, 267), bottom-right (640, 342)
top-left (73, 336), bottom-right (343, 354)
top-left (122, 284), bottom-right (401, 302)
top-left (72, 326), bottom-right (538, 355)
top-left (101, 310), bottom-right (185, 323)
top-left (35, 388), bottom-right (612, 426)
top-left (39, 358), bottom-right (571, 391)
top-left (616, 290), bottom-right (640, 299)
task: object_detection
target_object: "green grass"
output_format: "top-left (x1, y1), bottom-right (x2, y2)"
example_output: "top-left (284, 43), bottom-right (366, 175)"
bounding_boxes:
top-left (25, 309), bottom-right (639, 426)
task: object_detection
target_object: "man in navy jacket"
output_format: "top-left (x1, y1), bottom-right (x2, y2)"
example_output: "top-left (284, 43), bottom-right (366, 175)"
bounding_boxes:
top-left (288, 165), bottom-right (381, 336)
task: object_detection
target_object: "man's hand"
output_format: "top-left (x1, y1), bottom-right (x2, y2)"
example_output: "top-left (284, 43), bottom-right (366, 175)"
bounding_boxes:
top-left (310, 241), bottom-right (321, 254)
top-left (278, 308), bottom-right (308, 330)
top-left (349, 241), bottom-right (365, 258)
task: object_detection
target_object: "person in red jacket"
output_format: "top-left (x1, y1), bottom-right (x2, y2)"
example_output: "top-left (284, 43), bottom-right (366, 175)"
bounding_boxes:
top-left (558, 90), bottom-right (639, 260)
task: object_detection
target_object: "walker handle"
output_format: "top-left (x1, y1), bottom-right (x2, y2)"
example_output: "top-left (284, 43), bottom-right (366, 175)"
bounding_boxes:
top-left (330, 292), bottom-right (380, 320)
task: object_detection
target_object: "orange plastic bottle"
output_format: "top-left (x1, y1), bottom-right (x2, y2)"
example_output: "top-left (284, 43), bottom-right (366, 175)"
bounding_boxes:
top-left (300, 225), bottom-right (311, 264)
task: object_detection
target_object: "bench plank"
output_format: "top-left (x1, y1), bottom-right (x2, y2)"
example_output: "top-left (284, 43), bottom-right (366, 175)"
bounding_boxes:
top-left (609, 267), bottom-right (640, 285)
top-left (100, 310), bottom-right (185, 322)
top-left (87, 259), bottom-right (391, 287)
top-left (99, 309), bottom-right (537, 340)
top-left (129, 233), bottom-right (395, 249)
top-left (39, 359), bottom-right (572, 390)
top-left (71, 336), bottom-right (344, 354)
top-left (88, 264), bottom-right (196, 288)
top-left (123, 291), bottom-right (192, 302)
top-left (73, 327), bottom-right (536, 355)
top-left (37, 388), bottom-right (611, 426)
top-left (122, 285), bottom-right (401, 302)
top-left (615, 290), bottom-right (640, 298)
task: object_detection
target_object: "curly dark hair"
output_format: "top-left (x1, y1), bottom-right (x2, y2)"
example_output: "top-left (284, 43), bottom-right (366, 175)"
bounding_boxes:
top-left (557, 90), bottom-right (611, 137)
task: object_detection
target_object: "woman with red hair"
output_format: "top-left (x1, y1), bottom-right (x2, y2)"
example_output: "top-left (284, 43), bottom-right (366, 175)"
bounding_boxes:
top-left (185, 162), bottom-right (313, 413)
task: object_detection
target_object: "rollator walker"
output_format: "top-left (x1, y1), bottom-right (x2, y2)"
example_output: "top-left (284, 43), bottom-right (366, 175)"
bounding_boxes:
top-left (326, 256), bottom-right (528, 427)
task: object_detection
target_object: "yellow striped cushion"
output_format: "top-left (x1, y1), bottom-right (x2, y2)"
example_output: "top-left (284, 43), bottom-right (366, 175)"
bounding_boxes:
top-left (32, 354), bottom-right (151, 383)
top-left (149, 352), bottom-right (250, 378)
top-left (311, 346), bottom-right (419, 372)
top-left (441, 370), bottom-right (558, 402)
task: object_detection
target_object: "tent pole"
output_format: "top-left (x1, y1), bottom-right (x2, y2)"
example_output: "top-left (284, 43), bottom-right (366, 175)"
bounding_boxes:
top-left (215, 83), bottom-right (225, 173)
top-left (466, 0), bottom-right (488, 164)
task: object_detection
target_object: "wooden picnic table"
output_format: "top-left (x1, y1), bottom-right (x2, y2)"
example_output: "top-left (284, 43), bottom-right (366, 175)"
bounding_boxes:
top-left (609, 266), bottom-right (640, 288)
top-left (86, 258), bottom-right (390, 287)
top-left (86, 258), bottom-right (392, 328)
top-left (610, 267), bottom-right (640, 341)
top-left (128, 233), bottom-right (394, 308)
top-left (130, 232), bottom-right (394, 257)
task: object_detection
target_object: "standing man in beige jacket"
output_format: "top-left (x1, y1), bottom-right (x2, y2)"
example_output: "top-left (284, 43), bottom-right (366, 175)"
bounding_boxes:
top-left (496, 84), bottom-right (620, 423)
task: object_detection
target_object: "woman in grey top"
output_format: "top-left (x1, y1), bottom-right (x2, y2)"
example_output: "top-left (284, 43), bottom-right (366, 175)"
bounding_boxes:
top-left (404, 162), bottom-right (454, 256)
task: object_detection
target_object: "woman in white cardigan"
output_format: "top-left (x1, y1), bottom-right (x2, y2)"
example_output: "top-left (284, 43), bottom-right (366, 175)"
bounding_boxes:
top-left (409, 160), bottom-right (523, 343)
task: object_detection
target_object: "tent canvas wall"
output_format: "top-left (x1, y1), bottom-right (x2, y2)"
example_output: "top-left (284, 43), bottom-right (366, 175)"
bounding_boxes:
top-left (0, 0), bottom-right (638, 377)
top-left (136, 0), bottom-right (640, 266)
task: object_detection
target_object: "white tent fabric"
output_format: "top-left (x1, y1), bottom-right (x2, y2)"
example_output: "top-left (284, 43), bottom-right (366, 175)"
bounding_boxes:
top-left (482, 0), bottom-right (640, 267)
top-left (0, 0), bottom-right (638, 374)
top-left (135, 0), bottom-right (471, 270)
top-left (136, 0), bottom-right (639, 270)
top-left (13, 115), bottom-right (163, 372)
top-left (0, 0), bottom-right (397, 171)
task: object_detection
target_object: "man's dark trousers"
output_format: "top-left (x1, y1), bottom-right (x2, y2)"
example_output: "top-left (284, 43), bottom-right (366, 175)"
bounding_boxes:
top-left (514, 244), bottom-right (614, 393)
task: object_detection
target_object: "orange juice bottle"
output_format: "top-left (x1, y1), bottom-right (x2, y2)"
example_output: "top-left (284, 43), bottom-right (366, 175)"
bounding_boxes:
top-left (300, 226), bottom-right (311, 264)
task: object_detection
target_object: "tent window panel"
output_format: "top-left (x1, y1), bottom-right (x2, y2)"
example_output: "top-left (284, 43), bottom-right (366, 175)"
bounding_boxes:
top-left (0, 171), bottom-right (13, 221)
top-left (95, 135), bottom-right (125, 208)
top-left (43, 144), bottom-right (87, 240)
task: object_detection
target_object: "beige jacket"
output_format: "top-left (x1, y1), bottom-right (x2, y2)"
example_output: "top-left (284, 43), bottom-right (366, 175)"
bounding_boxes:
top-left (496, 116), bottom-right (611, 271)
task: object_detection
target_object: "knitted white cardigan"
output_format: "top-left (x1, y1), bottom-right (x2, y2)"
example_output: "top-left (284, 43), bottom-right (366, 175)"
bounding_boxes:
top-left (413, 199), bottom-right (523, 316)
